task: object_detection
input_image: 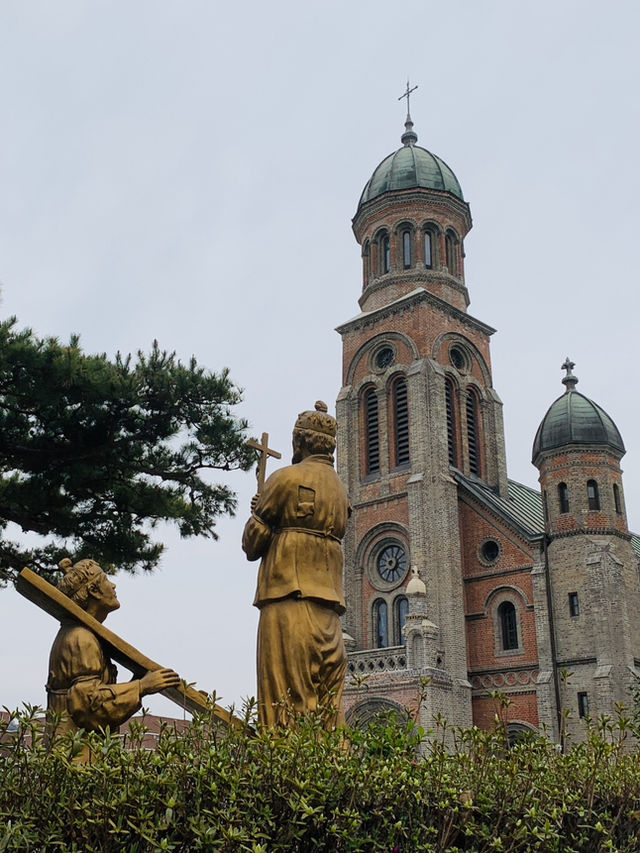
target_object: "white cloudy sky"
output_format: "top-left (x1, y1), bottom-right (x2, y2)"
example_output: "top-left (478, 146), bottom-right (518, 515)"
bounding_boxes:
top-left (2, 1), bottom-right (640, 717)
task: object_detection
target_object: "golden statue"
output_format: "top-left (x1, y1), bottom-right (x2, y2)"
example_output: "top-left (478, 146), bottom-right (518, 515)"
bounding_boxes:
top-left (45, 558), bottom-right (180, 741)
top-left (242, 401), bottom-right (351, 727)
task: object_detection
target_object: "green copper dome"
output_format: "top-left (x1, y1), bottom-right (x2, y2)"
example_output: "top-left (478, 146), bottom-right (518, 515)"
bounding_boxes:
top-left (532, 362), bottom-right (625, 463)
top-left (358, 116), bottom-right (464, 209)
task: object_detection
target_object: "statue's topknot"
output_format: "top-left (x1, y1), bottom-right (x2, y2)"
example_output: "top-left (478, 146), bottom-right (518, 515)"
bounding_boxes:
top-left (294, 401), bottom-right (337, 438)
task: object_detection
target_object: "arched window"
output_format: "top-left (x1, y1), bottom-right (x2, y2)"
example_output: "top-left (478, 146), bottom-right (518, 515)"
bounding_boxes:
top-left (392, 377), bottom-right (410, 467)
top-left (394, 596), bottom-right (409, 645)
top-left (614, 483), bottom-right (622, 514)
top-left (445, 230), bottom-right (459, 275)
top-left (498, 601), bottom-right (518, 650)
top-left (373, 599), bottom-right (388, 648)
top-left (587, 480), bottom-right (600, 511)
top-left (363, 387), bottom-right (380, 475)
top-left (466, 389), bottom-right (481, 476)
top-left (558, 482), bottom-right (570, 514)
top-left (402, 230), bottom-right (412, 269)
top-left (445, 378), bottom-right (458, 467)
top-left (363, 240), bottom-right (370, 283)
top-left (380, 234), bottom-right (390, 274)
top-left (424, 229), bottom-right (434, 269)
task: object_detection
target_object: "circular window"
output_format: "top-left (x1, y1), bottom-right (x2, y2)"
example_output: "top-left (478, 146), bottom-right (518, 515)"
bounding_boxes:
top-left (449, 345), bottom-right (468, 372)
top-left (375, 346), bottom-right (395, 370)
top-left (479, 539), bottom-right (501, 565)
top-left (376, 543), bottom-right (408, 584)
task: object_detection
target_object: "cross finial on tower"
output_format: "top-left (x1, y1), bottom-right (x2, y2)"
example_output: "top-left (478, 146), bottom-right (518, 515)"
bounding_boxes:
top-left (399, 79), bottom-right (419, 147)
top-left (398, 78), bottom-right (418, 115)
top-left (561, 356), bottom-right (578, 391)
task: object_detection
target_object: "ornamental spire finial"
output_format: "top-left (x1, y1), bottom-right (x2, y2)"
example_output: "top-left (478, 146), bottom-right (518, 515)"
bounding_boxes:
top-left (561, 356), bottom-right (578, 392)
top-left (398, 78), bottom-right (418, 147)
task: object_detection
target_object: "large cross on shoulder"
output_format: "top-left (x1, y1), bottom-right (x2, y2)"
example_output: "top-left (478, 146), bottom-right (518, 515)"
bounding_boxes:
top-left (16, 568), bottom-right (246, 728)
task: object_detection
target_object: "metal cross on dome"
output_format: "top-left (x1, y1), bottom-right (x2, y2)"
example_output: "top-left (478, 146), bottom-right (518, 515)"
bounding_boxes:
top-left (398, 79), bottom-right (418, 113)
top-left (561, 356), bottom-right (578, 390)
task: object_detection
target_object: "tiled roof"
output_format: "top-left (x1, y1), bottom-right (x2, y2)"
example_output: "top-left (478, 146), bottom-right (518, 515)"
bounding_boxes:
top-left (455, 473), bottom-right (544, 539)
top-left (455, 472), bottom-right (640, 558)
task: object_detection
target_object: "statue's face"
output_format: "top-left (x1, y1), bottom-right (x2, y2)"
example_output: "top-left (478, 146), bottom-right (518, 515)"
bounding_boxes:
top-left (95, 573), bottom-right (120, 612)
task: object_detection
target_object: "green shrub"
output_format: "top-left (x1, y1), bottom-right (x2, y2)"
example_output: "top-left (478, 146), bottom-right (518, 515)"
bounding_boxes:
top-left (1, 701), bottom-right (640, 852)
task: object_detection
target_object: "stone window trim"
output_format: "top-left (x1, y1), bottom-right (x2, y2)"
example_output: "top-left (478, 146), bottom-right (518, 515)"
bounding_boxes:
top-left (346, 332), bottom-right (419, 387)
top-left (371, 227), bottom-right (391, 277)
top-left (362, 239), bottom-right (371, 287)
top-left (445, 227), bottom-right (461, 277)
top-left (421, 220), bottom-right (442, 269)
top-left (449, 343), bottom-right (471, 374)
top-left (465, 385), bottom-right (483, 478)
top-left (484, 587), bottom-right (527, 659)
top-left (357, 523), bottom-right (411, 593)
top-left (372, 597), bottom-right (389, 648)
top-left (568, 591), bottom-right (580, 618)
top-left (370, 342), bottom-right (397, 375)
top-left (393, 595), bottom-right (409, 646)
top-left (587, 479), bottom-right (600, 512)
top-left (370, 591), bottom-right (410, 649)
top-left (613, 483), bottom-right (623, 515)
top-left (393, 221), bottom-right (416, 271)
top-left (558, 482), bottom-right (570, 515)
top-left (433, 332), bottom-right (492, 388)
top-left (477, 537), bottom-right (503, 567)
top-left (577, 691), bottom-right (590, 719)
top-left (388, 372), bottom-right (410, 470)
top-left (507, 721), bottom-right (538, 745)
top-left (361, 384), bottom-right (381, 479)
top-left (345, 697), bottom-right (409, 730)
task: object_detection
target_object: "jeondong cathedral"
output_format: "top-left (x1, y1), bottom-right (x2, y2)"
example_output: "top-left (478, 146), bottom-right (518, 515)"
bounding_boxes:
top-left (336, 106), bottom-right (640, 744)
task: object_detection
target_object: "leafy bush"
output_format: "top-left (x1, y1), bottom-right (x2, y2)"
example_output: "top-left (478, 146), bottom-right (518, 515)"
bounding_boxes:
top-left (1, 701), bottom-right (640, 852)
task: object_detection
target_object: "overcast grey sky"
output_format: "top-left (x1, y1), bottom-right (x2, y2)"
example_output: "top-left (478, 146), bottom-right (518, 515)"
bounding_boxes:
top-left (2, 1), bottom-right (640, 717)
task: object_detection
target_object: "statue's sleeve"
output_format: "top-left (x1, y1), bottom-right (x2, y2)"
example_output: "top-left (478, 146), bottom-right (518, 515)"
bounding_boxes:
top-left (66, 634), bottom-right (141, 730)
top-left (242, 470), bottom-right (286, 561)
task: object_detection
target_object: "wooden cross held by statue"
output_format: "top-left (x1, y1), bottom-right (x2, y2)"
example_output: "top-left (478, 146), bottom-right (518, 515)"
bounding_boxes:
top-left (247, 432), bottom-right (281, 493)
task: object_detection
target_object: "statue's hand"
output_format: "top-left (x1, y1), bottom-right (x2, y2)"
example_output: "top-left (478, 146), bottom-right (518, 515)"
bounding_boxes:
top-left (139, 668), bottom-right (181, 697)
top-left (250, 494), bottom-right (259, 512)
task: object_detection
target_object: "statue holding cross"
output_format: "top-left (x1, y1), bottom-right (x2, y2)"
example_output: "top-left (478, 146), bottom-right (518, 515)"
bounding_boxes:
top-left (243, 402), bottom-right (351, 728)
top-left (16, 562), bottom-right (244, 759)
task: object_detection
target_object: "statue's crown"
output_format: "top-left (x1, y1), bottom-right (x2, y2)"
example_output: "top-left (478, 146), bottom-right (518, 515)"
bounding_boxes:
top-left (294, 401), bottom-right (337, 438)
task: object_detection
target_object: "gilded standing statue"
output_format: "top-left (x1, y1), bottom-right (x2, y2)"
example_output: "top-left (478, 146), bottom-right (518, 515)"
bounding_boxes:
top-left (242, 402), bottom-right (351, 727)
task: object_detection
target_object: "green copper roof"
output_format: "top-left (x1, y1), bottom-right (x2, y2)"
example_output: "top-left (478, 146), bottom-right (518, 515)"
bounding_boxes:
top-left (358, 117), bottom-right (464, 210)
top-left (532, 365), bottom-right (625, 462)
top-left (359, 145), bottom-right (464, 208)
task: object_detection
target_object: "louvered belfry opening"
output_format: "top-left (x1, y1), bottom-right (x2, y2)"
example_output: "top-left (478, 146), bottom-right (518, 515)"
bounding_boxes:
top-left (393, 377), bottom-right (410, 467)
top-left (364, 387), bottom-right (380, 474)
top-left (466, 389), bottom-right (481, 475)
top-left (445, 378), bottom-right (458, 466)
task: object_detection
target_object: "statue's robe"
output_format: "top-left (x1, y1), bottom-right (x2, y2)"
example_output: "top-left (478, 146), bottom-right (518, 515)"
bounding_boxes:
top-left (242, 453), bottom-right (350, 726)
top-left (46, 620), bottom-right (142, 736)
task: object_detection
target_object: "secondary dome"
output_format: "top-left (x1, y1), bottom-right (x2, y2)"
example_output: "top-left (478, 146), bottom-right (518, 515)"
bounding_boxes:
top-left (358, 116), bottom-right (464, 209)
top-left (532, 360), bottom-right (625, 463)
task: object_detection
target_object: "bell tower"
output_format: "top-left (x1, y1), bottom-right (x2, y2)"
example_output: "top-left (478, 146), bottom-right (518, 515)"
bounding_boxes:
top-left (337, 103), bottom-right (508, 730)
top-left (532, 361), bottom-right (640, 742)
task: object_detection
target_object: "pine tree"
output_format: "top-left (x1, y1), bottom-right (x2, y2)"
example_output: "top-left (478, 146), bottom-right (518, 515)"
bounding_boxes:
top-left (0, 317), bottom-right (254, 585)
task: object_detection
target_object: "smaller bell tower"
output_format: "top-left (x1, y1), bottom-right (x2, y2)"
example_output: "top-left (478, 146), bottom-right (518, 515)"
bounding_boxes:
top-left (532, 360), bottom-right (640, 741)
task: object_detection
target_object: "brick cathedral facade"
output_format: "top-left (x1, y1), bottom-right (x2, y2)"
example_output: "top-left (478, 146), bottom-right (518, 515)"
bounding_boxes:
top-left (336, 113), bottom-right (640, 743)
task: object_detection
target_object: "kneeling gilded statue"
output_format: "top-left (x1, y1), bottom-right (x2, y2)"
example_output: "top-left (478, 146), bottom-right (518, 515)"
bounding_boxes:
top-left (46, 558), bottom-right (180, 739)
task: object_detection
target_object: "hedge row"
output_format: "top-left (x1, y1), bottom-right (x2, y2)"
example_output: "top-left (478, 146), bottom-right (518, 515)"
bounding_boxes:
top-left (1, 700), bottom-right (640, 852)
